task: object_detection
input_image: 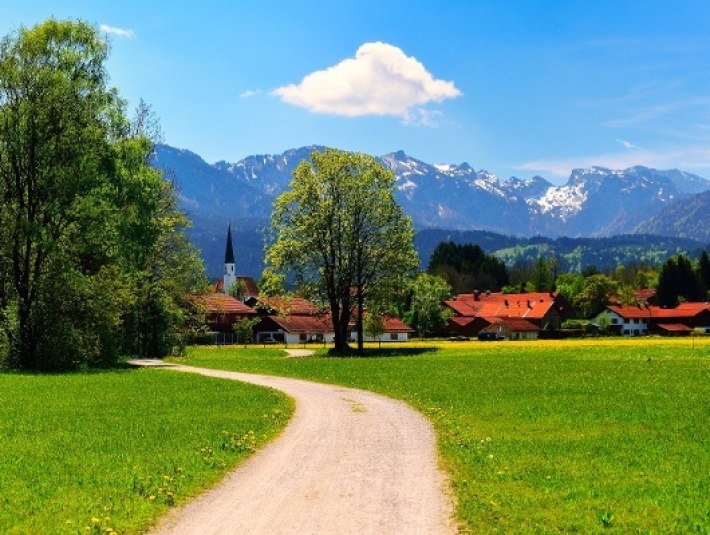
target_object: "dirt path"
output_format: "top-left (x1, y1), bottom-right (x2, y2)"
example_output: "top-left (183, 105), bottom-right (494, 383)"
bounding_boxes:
top-left (132, 359), bottom-right (454, 534)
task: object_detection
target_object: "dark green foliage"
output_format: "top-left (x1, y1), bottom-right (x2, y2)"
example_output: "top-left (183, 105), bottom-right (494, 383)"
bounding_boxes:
top-left (698, 250), bottom-right (710, 296)
top-left (656, 254), bottom-right (705, 307)
top-left (0, 20), bottom-right (205, 369)
top-left (428, 241), bottom-right (509, 293)
top-left (416, 230), bottom-right (708, 274)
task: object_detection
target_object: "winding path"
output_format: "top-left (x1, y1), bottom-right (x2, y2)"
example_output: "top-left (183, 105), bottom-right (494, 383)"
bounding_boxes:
top-left (130, 354), bottom-right (454, 534)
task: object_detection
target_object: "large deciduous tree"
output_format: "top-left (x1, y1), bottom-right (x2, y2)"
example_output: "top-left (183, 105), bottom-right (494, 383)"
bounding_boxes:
top-left (266, 149), bottom-right (418, 352)
top-left (404, 273), bottom-right (453, 339)
top-left (0, 20), bottom-right (204, 368)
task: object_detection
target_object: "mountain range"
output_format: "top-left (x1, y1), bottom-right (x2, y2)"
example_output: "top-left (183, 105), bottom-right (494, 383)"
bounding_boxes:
top-left (149, 144), bottom-right (710, 277)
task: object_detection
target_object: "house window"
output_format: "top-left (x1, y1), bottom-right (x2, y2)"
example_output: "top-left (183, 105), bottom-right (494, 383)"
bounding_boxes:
top-left (623, 329), bottom-right (630, 335)
top-left (390, 333), bottom-right (399, 341)
top-left (611, 318), bottom-right (618, 324)
top-left (299, 333), bottom-right (308, 342)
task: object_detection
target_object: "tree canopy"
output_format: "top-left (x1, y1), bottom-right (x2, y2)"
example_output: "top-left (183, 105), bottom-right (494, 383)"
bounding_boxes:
top-left (266, 149), bottom-right (418, 351)
top-left (0, 19), bottom-right (205, 369)
top-left (656, 254), bottom-right (705, 307)
top-left (427, 242), bottom-right (509, 294)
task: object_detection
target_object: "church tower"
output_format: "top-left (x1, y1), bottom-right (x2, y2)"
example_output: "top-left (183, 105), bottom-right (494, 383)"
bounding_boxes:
top-left (223, 224), bottom-right (236, 294)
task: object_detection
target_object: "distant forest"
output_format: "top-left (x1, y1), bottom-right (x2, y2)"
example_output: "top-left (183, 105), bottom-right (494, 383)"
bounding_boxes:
top-left (191, 221), bottom-right (710, 280)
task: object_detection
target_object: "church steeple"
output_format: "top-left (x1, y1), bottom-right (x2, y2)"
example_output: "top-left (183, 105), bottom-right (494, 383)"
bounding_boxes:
top-left (223, 224), bottom-right (236, 294)
top-left (225, 224), bottom-right (235, 264)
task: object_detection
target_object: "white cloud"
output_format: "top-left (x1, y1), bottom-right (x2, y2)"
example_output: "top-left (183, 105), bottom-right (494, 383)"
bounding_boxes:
top-left (616, 139), bottom-right (637, 149)
top-left (239, 89), bottom-right (262, 98)
top-left (271, 42), bottom-right (461, 119)
top-left (514, 145), bottom-right (710, 179)
top-left (403, 108), bottom-right (444, 127)
top-left (99, 24), bottom-right (135, 39)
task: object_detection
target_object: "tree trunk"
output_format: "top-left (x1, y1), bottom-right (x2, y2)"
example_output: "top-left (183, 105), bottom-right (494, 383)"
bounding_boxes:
top-left (356, 288), bottom-right (364, 352)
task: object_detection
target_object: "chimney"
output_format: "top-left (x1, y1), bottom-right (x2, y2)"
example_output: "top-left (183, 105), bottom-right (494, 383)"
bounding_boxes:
top-left (527, 300), bottom-right (532, 309)
top-left (486, 290), bottom-right (491, 296)
top-left (504, 299), bottom-right (509, 307)
top-left (473, 289), bottom-right (480, 301)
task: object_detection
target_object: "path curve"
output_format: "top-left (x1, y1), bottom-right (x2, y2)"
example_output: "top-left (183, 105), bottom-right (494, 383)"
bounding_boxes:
top-left (131, 358), bottom-right (454, 534)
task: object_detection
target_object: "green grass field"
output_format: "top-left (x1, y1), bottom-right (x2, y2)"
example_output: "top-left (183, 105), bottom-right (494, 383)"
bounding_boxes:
top-left (0, 367), bottom-right (292, 534)
top-left (173, 339), bottom-right (710, 533)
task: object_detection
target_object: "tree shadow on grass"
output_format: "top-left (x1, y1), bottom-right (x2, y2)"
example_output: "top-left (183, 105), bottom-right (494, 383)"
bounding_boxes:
top-left (1, 360), bottom-right (138, 376)
top-left (326, 347), bottom-right (437, 358)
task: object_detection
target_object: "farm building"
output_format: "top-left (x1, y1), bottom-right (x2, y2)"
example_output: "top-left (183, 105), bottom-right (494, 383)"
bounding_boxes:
top-left (443, 291), bottom-right (569, 337)
top-left (350, 317), bottom-right (416, 342)
top-left (603, 303), bottom-right (710, 336)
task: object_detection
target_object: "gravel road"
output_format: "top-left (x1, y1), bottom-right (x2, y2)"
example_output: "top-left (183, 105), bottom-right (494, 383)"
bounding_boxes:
top-left (134, 359), bottom-right (454, 534)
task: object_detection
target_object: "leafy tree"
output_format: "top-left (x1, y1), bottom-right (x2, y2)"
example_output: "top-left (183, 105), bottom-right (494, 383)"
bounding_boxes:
top-left (258, 268), bottom-right (286, 297)
top-left (266, 149), bottom-right (418, 352)
top-left (555, 273), bottom-right (584, 303)
top-left (616, 284), bottom-right (638, 306)
top-left (596, 311), bottom-right (612, 333)
top-left (404, 273), bottom-right (453, 338)
top-left (574, 274), bottom-right (618, 318)
top-left (233, 317), bottom-right (260, 346)
top-left (363, 311), bottom-right (386, 346)
top-left (0, 20), bottom-right (204, 368)
top-left (228, 279), bottom-right (249, 300)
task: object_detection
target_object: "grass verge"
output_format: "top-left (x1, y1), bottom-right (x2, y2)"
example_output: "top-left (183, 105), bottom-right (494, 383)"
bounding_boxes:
top-left (0, 367), bottom-right (293, 534)
top-left (172, 338), bottom-right (710, 533)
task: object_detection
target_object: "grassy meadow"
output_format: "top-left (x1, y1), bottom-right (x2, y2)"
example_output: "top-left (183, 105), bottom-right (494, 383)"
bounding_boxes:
top-left (173, 338), bottom-right (710, 533)
top-left (0, 367), bottom-right (292, 534)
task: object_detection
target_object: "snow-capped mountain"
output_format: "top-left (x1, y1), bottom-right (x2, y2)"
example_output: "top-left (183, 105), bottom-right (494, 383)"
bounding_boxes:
top-left (151, 144), bottom-right (710, 240)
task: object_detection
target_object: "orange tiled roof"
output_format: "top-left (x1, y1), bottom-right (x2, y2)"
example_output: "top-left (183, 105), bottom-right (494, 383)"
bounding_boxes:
top-left (609, 303), bottom-right (710, 320)
top-left (446, 293), bottom-right (558, 321)
top-left (258, 296), bottom-right (321, 315)
top-left (266, 315), bottom-right (332, 333)
top-left (198, 294), bottom-right (256, 315)
top-left (383, 317), bottom-right (415, 333)
top-left (456, 292), bottom-right (557, 304)
top-left (656, 323), bottom-right (693, 332)
top-left (443, 300), bottom-right (479, 317)
top-left (489, 317), bottom-right (541, 332)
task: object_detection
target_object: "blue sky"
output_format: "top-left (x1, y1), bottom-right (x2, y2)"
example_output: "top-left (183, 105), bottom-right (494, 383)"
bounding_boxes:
top-left (3, 1), bottom-right (710, 183)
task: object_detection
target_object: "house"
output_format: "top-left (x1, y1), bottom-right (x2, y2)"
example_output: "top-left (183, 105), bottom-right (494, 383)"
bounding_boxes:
top-left (604, 303), bottom-right (710, 336)
top-left (478, 318), bottom-right (541, 341)
top-left (195, 294), bottom-right (257, 334)
top-left (350, 316), bottom-right (416, 342)
top-left (253, 315), bottom-right (335, 345)
top-left (443, 291), bottom-right (566, 337)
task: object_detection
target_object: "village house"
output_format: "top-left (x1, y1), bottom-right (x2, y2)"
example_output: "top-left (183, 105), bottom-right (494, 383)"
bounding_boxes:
top-left (443, 290), bottom-right (569, 338)
top-left (603, 302), bottom-right (710, 336)
top-left (195, 293), bottom-right (257, 334)
top-left (350, 316), bottom-right (416, 342)
top-left (478, 318), bottom-right (541, 340)
top-left (253, 314), bottom-right (335, 345)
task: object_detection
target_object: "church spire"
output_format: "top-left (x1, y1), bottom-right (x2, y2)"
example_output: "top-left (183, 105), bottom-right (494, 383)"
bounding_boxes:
top-left (225, 223), bottom-right (235, 264)
top-left (223, 224), bottom-right (236, 294)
